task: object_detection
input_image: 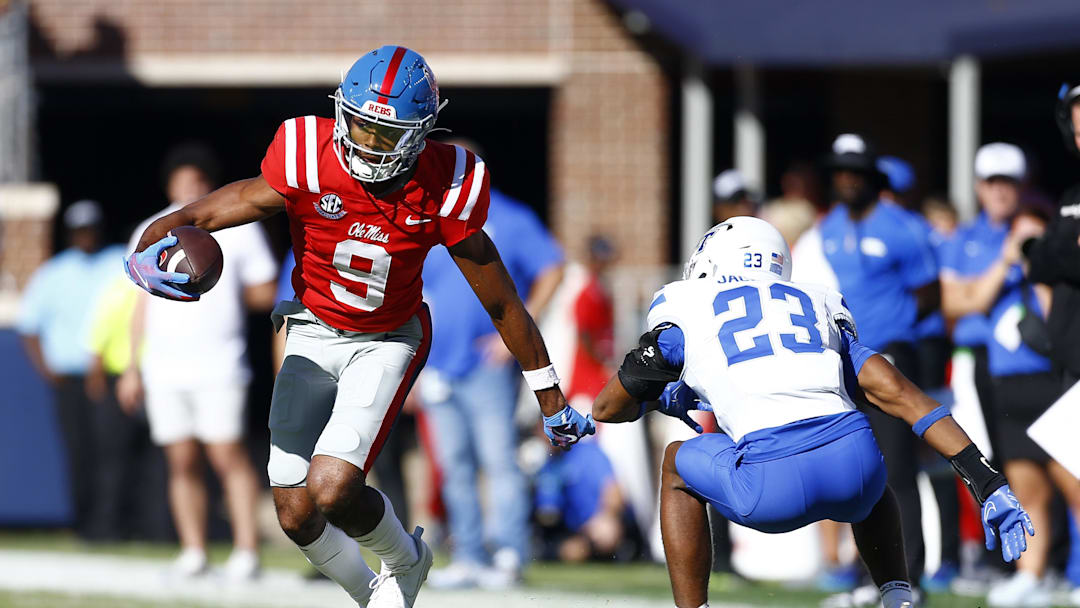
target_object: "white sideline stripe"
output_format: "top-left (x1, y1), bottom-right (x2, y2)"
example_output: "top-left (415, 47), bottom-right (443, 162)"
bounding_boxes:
top-left (0, 549), bottom-right (750, 608)
top-left (165, 249), bottom-right (187, 274)
top-left (304, 115), bottom-right (320, 193)
top-left (439, 145), bottom-right (467, 217)
top-left (284, 118), bottom-right (299, 189)
top-left (459, 156), bottom-right (486, 220)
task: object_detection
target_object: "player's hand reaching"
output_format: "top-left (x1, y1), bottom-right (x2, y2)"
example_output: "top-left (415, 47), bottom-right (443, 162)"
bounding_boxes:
top-left (982, 484), bottom-right (1035, 563)
top-left (124, 235), bottom-right (198, 302)
top-left (543, 405), bottom-right (596, 449)
top-left (656, 381), bottom-right (713, 433)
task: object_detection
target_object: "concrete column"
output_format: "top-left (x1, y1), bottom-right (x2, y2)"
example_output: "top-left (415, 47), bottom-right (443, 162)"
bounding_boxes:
top-left (681, 59), bottom-right (713, 258)
top-left (734, 63), bottom-right (765, 194)
top-left (949, 55), bottom-right (980, 221)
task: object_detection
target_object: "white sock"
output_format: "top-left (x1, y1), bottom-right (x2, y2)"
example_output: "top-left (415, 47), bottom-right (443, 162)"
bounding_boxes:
top-left (300, 523), bottom-right (376, 604)
top-left (879, 580), bottom-right (913, 608)
top-left (354, 489), bottom-right (419, 571)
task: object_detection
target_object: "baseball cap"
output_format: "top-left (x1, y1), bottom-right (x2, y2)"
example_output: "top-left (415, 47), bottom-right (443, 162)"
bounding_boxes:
top-left (824, 133), bottom-right (880, 174)
top-left (63, 199), bottom-right (103, 229)
top-left (713, 169), bottom-right (748, 201)
top-left (974, 143), bottom-right (1026, 181)
top-left (877, 156), bottom-right (915, 193)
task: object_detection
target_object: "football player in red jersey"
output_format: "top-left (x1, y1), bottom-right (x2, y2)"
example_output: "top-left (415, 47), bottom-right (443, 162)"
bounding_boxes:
top-left (125, 46), bottom-right (594, 608)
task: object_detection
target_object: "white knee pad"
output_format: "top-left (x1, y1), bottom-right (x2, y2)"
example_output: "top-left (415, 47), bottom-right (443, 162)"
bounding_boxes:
top-left (268, 444), bottom-right (310, 487)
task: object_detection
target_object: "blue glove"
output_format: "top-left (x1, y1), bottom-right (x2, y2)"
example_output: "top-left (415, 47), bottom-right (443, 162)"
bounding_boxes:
top-left (543, 406), bottom-right (596, 448)
top-left (124, 235), bottom-right (198, 301)
top-left (656, 381), bottom-right (713, 433)
top-left (982, 484), bottom-right (1035, 563)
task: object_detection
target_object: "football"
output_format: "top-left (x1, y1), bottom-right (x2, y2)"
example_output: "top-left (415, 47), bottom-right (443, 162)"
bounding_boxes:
top-left (157, 226), bottom-right (223, 296)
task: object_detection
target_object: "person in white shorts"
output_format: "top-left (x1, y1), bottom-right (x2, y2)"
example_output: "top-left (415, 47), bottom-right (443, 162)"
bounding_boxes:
top-left (118, 143), bottom-right (278, 580)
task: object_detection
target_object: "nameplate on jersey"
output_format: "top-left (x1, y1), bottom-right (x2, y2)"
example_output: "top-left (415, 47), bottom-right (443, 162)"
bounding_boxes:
top-left (349, 222), bottom-right (390, 244)
top-left (316, 193), bottom-right (346, 220)
top-left (361, 100), bottom-right (397, 119)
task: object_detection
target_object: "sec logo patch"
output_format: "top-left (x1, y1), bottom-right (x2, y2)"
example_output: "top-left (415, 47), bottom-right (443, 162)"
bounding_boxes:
top-left (315, 193), bottom-right (346, 220)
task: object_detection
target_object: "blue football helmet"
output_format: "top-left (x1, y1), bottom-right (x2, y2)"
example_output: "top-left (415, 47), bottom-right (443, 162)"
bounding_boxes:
top-left (333, 46), bottom-right (444, 182)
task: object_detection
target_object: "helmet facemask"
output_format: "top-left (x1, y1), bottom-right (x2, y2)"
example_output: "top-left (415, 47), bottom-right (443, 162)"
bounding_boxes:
top-left (332, 89), bottom-right (435, 182)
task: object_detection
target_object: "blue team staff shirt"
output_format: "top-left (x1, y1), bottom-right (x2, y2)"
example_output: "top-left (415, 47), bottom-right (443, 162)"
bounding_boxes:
top-left (818, 200), bottom-right (938, 351)
top-left (423, 188), bottom-right (563, 378)
top-left (534, 441), bottom-right (618, 532)
top-left (940, 212), bottom-right (1003, 348)
top-left (277, 248), bottom-right (297, 302)
top-left (914, 212), bottom-right (948, 340)
top-left (16, 245), bottom-right (127, 375)
top-left (986, 268), bottom-right (1052, 377)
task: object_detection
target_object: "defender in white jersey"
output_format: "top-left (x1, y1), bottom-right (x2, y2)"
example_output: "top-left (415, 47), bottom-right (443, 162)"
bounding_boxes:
top-left (592, 218), bottom-right (1034, 608)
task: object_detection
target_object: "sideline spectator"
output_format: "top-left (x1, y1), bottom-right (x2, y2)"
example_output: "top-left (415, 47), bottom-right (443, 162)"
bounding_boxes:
top-left (922, 196), bottom-right (959, 237)
top-left (881, 156), bottom-right (962, 590)
top-left (84, 273), bottom-right (171, 541)
top-left (119, 143), bottom-right (277, 580)
top-left (944, 143), bottom-right (1080, 606)
top-left (712, 169), bottom-right (759, 223)
top-left (16, 199), bottom-right (124, 538)
top-left (760, 162), bottom-right (820, 246)
top-left (565, 236), bottom-right (652, 556)
top-left (565, 236), bottom-right (616, 404)
top-left (816, 133), bottom-right (940, 590)
top-left (422, 139), bottom-right (564, 589)
top-left (534, 441), bottom-right (630, 563)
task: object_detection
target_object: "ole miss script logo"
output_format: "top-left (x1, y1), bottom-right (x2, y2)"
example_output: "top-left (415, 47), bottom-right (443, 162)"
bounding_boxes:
top-left (316, 193), bottom-right (346, 220)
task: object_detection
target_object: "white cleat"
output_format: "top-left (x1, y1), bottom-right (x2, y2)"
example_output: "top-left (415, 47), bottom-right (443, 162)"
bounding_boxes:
top-left (223, 548), bottom-right (261, 582)
top-left (170, 547), bottom-right (208, 578)
top-left (987, 571), bottom-right (1051, 607)
top-left (427, 560), bottom-right (481, 590)
top-left (368, 526), bottom-right (433, 608)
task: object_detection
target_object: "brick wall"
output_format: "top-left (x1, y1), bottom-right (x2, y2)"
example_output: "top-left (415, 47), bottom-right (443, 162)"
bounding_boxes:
top-left (28, 0), bottom-right (669, 265)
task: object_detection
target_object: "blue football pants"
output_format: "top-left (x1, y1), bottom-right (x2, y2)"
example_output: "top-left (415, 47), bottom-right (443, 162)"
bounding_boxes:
top-left (675, 428), bottom-right (888, 534)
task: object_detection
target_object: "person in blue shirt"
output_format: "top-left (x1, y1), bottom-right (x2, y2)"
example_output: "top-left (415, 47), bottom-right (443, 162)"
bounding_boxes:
top-left (16, 199), bottom-right (126, 538)
top-left (942, 142), bottom-right (1080, 606)
top-left (421, 139), bottom-right (565, 589)
top-left (816, 134), bottom-right (941, 588)
top-left (878, 156), bottom-right (964, 591)
top-left (534, 441), bottom-right (630, 563)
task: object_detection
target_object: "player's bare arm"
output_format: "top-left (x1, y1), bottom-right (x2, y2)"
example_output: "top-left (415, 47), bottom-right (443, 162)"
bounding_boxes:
top-left (447, 229), bottom-right (567, 417)
top-left (855, 353), bottom-right (974, 457)
top-left (135, 176), bottom-right (285, 252)
top-left (855, 350), bottom-right (1033, 559)
top-left (593, 375), bottom-right (648, 423)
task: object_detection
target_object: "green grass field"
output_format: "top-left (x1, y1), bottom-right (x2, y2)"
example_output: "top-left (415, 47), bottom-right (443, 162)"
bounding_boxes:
top-left (0, 531), bottom-right (1022, 607)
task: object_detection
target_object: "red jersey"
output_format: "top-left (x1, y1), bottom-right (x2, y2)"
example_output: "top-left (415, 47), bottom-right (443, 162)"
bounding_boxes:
top-left (261, 116), bottom-right (489, 332)
top-left (566, 275), bottom-right (615, 400)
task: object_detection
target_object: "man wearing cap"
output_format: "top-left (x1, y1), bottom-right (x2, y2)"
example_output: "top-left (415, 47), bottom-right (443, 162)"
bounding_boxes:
top-left (16, 200), bottom-right (126, 538)
top-left (944, 143), bottom-right (1080, 606)
top-left (817, 134), bottom-right (941, 589)
top-left (712, 169), bottom-right (759, 224)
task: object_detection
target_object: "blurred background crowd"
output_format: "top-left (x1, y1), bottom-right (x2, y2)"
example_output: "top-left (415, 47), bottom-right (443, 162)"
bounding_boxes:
top-left (6, 1), bottom-right (1080, 607)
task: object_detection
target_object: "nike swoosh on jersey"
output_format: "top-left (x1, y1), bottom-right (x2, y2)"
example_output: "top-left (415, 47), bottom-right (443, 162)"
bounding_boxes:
top-left (405, 216), bottom-right (433, 225)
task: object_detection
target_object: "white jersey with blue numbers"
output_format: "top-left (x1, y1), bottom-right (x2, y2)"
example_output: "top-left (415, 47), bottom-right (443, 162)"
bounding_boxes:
top-left (647, 276), bottom-right (859, 442)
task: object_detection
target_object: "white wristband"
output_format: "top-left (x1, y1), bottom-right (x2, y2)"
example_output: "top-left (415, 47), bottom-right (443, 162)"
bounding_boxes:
top-left (522, 364), bottom-right (560, 391)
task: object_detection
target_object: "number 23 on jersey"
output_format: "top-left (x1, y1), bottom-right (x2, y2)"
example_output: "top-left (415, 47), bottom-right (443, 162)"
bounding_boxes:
top-left (713, 284), bottom-right (825, 365)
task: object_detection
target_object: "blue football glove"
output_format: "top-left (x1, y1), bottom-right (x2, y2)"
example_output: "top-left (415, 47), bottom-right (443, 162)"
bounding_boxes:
top-left (124, 235), bottom-right (198, 302)
top-left (982, 484), bottom-right (1035, 563)
top-left (656, 381), bottom-right (713, 433)
top-left (543, 405), bottom-right (596, 448)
